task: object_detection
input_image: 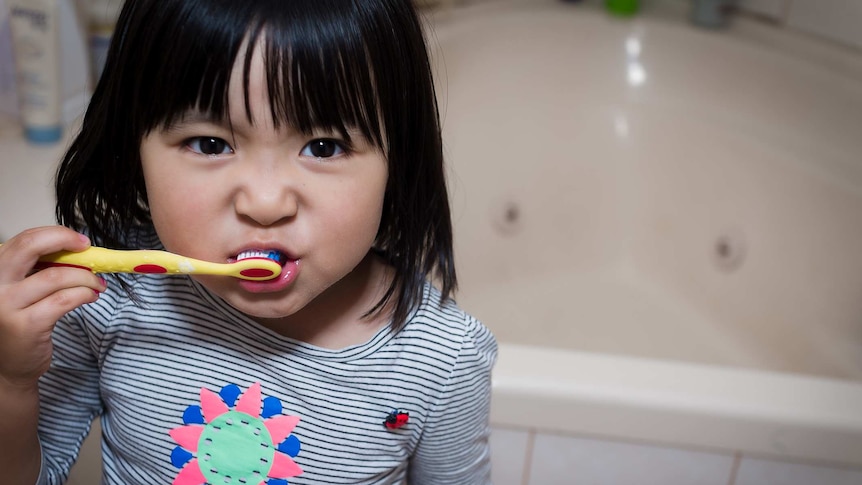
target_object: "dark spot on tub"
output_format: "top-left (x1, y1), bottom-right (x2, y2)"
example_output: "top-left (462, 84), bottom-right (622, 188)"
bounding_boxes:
top-left (492, 198), bottom-right (523, 235)
top-left (505, 206), bottom-right (519, 223)
top-left (713, 230), bottom-right (746, 272)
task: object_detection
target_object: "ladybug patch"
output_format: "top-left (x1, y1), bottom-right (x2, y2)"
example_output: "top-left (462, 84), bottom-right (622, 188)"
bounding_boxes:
top-left (384, 409), bottom-right (409, 429)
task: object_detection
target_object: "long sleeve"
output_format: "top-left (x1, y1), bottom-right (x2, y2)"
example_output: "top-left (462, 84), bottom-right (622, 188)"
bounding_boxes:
top-left (408, 315), bottom-right (497, 484)
top-left (36, 304), bottom-right (107, 484)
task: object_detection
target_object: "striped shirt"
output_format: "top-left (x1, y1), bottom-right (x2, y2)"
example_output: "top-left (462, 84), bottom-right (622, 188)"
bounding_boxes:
top-left (36, 237), bottom-right (496, 484)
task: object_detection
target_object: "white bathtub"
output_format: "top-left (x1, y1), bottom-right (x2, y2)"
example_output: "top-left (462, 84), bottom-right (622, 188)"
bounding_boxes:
top-left (429, 0), bottom-right (862, 473)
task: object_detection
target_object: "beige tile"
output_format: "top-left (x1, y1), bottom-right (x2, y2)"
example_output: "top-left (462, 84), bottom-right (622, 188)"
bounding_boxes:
top-left (491, 427), bottom-right (531, 485)
top-left (735, 457), bottom-right (862, 485)
top-left (527, 433), bottom-right (734, 485)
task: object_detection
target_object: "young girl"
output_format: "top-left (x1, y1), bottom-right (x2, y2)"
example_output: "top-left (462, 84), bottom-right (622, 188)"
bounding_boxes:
top-left (0, 0), bottom-right (496, 483)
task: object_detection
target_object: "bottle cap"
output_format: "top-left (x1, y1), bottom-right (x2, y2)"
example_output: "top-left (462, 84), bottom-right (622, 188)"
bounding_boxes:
top-left (25, 125), bottom-right (62, 144)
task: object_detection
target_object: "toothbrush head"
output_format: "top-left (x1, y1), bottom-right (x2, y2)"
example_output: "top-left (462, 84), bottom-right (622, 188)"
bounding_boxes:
top-left (234, 258), bottom-right (283, 280)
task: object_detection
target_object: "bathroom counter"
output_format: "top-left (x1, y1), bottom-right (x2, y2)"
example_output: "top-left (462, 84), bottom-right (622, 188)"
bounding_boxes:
top-left (0, 117), bottom-right (75, 240)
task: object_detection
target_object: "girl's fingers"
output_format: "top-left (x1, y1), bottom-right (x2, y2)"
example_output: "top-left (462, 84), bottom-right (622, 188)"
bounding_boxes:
top-left (0, 227), bottom-right (100, 387)
top-left (8, 266), bottom-right (106, 310)
top-left (0, 268), bottom-right (103, 356)
top-left (23, 286), bottom-right (101, 329)
top-left (0, 283), bottom-right (100, 386)
top-left (0, 227), bottom-right (90, 284)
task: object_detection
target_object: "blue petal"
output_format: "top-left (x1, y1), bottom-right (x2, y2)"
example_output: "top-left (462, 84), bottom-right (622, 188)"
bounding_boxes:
top-left (219, 384), bottom-right (242, 407)
top-left (278, 435), bottom-right (301, 457)
top-left (262, 396), bottom-right (283, 418)
top-left (267, 479), bottom-right (289, 485)
top-left (182, 405), bottom-right (205, 425)
top-left (170, 446), bottom-right (193, 468)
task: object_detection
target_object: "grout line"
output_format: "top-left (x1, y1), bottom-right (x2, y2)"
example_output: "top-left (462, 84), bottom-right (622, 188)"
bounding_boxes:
top-left (521, 430), bottom-right (536, 485)
top-left (726, 451), bottom-right (743, 485)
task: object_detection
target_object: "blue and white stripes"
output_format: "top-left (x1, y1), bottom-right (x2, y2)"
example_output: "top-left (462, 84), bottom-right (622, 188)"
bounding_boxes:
top-left (36, 262), bottom-right (496, 484)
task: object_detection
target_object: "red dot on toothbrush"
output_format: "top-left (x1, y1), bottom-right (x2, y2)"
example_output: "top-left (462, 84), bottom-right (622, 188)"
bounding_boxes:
top-left (134, 264), bottom-right (168, 273)
top-left (240, 268), bottom-right (276, 278)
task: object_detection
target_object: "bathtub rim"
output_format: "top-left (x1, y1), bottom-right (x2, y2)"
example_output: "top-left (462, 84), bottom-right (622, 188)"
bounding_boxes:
top-left (490, 343), bottom-right (862, 468)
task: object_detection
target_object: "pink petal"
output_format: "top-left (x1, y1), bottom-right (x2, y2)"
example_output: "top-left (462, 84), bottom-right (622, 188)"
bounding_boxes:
top-left (264, 415), bottom-right (300, 444)
top-left (200, 387), bottom-right (229, 422)
top-left (173, 459), bottom-right (207, 485)
top-left (235, 382), bottom-right (262, 417)
top-left (267, 452), bottom-right (303, 479)
top-left (168, 425), bottom-right (204, 451)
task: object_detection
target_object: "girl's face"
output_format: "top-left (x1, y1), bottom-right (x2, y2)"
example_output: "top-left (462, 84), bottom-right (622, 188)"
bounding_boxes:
top-left (139, 43), bottom-right (389, 330)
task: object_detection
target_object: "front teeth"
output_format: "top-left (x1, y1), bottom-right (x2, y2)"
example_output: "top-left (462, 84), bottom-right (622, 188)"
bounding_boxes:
top-left (237, 249), bottom-right (285, 264)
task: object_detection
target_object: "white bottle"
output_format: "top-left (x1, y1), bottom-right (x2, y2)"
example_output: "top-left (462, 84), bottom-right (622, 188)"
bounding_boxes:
top-left (7, 0), bottom-right (62, 144)
top-left (0, 0), bottom-right (19, 118)
top-left (87, 0), bottom-right (122, 83)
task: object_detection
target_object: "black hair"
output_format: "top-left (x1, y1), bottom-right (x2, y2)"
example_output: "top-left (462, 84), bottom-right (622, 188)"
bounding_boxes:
top-left (55, 0), bottom-right (455, 330)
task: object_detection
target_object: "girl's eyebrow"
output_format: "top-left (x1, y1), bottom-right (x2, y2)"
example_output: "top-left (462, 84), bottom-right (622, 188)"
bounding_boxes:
top-left (160, 111), bottom-right (227, 134)
top-left (173, 111), bottom-right (221, 126)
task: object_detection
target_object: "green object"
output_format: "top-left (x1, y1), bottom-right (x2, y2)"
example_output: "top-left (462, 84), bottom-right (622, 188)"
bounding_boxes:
top-left (198, 410), bottom-right (275, 483)
top-left (606, 0), bottom-right (638, 16)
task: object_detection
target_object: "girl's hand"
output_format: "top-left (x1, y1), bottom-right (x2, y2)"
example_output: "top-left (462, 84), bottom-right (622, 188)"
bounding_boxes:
top-left (0, 227), bottom-right (106, 389)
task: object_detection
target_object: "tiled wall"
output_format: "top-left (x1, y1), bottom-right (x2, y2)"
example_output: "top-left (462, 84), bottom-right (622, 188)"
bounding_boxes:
top-left (740, 0), bottom-right (862, 51)
top-left (490, 426), bottom-right (862, 485)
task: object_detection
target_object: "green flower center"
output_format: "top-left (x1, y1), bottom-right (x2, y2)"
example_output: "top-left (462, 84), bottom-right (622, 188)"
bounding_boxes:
top-left (198, 410), bottom-right (274, 483)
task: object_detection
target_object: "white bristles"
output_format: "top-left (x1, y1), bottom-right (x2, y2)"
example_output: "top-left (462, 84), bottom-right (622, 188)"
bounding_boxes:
top-left (237, 249), bottom-right (283, 262)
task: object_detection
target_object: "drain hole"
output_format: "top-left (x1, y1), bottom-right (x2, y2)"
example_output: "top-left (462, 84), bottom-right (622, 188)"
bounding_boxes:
top-left (713, 231), bottom-right (745, 272)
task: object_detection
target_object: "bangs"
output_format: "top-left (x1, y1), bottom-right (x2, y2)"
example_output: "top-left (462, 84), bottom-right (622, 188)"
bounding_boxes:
top-left (134, 0), bottom-right (384, 147)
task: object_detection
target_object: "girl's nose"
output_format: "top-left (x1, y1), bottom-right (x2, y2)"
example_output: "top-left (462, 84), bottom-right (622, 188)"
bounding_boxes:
top-left (233, 167), bottom-right (298, 227)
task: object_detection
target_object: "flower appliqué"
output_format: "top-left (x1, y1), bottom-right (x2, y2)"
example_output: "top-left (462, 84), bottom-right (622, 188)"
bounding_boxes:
top-left (169, 382), bottom-right (302, 485)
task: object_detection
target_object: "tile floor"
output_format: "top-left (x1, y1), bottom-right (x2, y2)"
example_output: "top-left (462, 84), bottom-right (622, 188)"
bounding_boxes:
top-left (490, 426), bottom-right (862, 485)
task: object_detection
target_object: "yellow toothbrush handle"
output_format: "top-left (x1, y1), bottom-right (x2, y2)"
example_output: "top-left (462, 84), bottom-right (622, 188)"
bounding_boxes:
top-left (20, 246), bottom-right (281, 281)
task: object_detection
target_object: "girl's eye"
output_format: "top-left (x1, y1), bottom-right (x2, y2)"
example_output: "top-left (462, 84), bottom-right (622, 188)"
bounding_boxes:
top-left (185, 137), bottom-right (233, 156)
top-left (301, 139), bottom-right (345, 158)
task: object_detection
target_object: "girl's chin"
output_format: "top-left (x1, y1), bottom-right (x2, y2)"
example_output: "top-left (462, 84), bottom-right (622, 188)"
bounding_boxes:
top-left (193, 277), bottom-right (305, 319)
top-left (225, 297), bottom-right (305, 322)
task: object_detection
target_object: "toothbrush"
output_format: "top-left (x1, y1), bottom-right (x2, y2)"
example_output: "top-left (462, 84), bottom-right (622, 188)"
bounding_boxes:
top-left (1, 245), bottom-right (282, 281)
